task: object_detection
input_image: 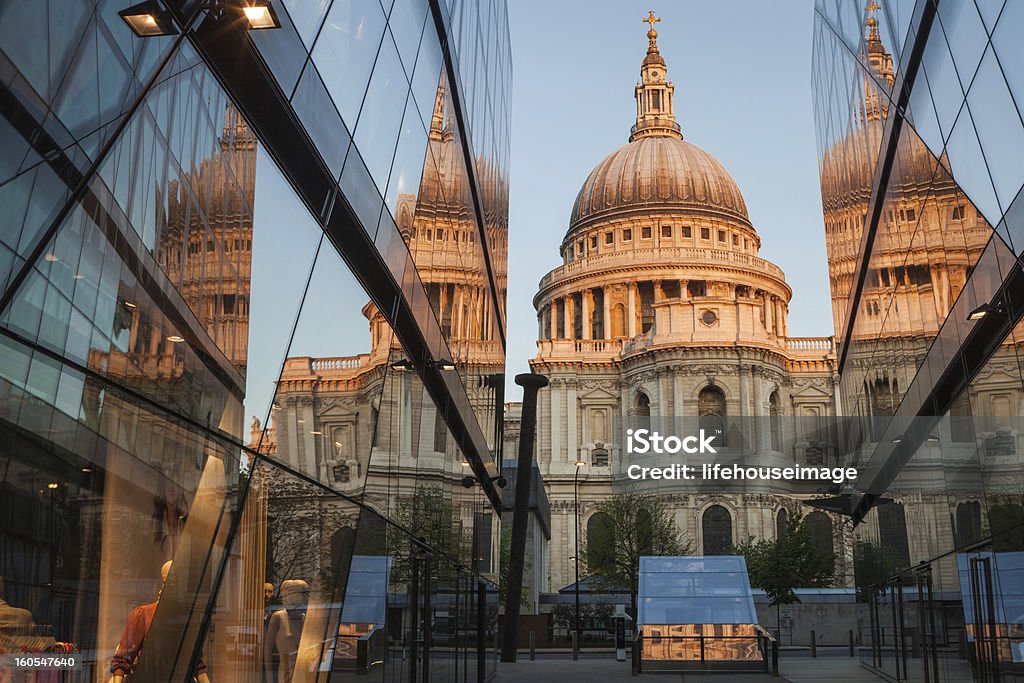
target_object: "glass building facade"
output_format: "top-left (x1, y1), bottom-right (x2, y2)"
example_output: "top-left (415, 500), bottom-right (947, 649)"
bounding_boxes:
top-left (813, 0), bottom-right (1024, 680)
top-left (0, 0), bottom-right (509, 681)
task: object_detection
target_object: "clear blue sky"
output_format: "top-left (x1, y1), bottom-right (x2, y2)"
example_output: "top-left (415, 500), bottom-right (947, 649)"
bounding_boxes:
top-left (504, 1), bottom-right (832, 385)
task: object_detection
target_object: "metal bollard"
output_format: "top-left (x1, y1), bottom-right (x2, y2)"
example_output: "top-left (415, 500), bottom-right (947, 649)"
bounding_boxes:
top-left (810, 630), bottom-right (817, 658)
top-left (529, 631), bottom-right (535, 661)
top-left (571, 631), bottom-right (577, 661)
top-left (771, 639), bottom-right (779, 677)
top-left (849, 629), bottom-right (855, 657)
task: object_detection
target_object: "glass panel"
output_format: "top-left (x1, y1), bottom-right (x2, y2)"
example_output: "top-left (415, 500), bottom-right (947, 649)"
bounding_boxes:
top-left (311, 0), bottom-right (387, 129)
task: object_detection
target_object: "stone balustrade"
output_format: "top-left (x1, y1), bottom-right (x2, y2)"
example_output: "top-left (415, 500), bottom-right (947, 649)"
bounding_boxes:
top-left (536, 338), bottom-right (623, 360)
top-left (785, 336), bottom-right (835, 355)
top-left (539, 246), bottom-right (786, 290)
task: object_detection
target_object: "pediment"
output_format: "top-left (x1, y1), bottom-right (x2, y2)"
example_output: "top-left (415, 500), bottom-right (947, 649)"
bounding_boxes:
top-left (579, 386), bottom-right (619, 403)
top-left (790, 383), bottom-right (832, 400)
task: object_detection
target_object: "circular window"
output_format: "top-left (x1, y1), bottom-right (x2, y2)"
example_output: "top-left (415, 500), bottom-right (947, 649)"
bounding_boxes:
top-left (701, 310), bottom-right (718, 326)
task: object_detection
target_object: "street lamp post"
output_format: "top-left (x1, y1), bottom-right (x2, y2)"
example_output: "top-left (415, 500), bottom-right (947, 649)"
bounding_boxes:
top-left (574, 457), bottom-right (585, 660)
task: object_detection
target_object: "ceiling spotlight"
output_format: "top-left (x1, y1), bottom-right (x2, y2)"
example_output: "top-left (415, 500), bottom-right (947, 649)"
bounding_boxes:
top-left (310, 430), bottom-right (322, 435)
top-left (390, 359), bottom-right (414, 372)
top-left (124, 300), bottom-right (137, 309)
top-left (430, 358), bottom-right (457, 371)
top-left (926, 434), bottom-right (940, 443)
top-left (47, 482), bottom-right (59, 489)
top-left (967, 301), bottom-right (1005, 321)
top-left (44, 253), bottom-right (59, 262)
top-left (119, 1), bottom-right (179, 37)
top-left (890, 437), bottom-right (902, 444)
top-left (240, 2), bottom-right (282, 30)
top-left (167, 334), bottom-right (185, 343)
top-left (81, 467), bottom-right (93, 473)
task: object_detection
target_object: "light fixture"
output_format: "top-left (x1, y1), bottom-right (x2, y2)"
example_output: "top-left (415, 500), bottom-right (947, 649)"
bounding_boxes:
top-left (926, 434), bottom-right (940, 443)
top-left (575, 458), bottom-right (586, 467)
top-left (73, 274), bottom-right (84, 280)
top-left (167, 334), bottom-right (185, 343)
top-left (241, 2), bottom-right (281, 30)
top-left (44, 253), bottom-right (58, 262)
top-left (47, 482), bottom-right (59, 489)
top-left (462, 461), bottom-right (471, 467)
top-left (390, 359), bottom-right (414, 372)
top-left (430, 358), bottom-right (457, 371)
top-left (310, 430), bottom-right (322, 435)
top-left (124, 300), bottom-right (137, 309)
top-left (967, 301), bottom-right (1005, 321)
top-left (119, 1), bottom-right (179, 37)
top-left (890, 437), bottom-right (902, 444)
top-left (81, 467), bottom-right (93, 473)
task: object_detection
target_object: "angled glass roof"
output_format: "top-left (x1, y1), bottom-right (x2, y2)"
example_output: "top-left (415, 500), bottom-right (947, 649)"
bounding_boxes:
top-left (638, 556), bottom-right (757, 626)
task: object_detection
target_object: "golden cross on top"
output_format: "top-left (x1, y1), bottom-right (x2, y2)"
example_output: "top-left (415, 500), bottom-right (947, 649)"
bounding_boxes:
top-left (643, 11), bottom-right (661, 33)
top-left (865, 0), bottom-right (880, 19)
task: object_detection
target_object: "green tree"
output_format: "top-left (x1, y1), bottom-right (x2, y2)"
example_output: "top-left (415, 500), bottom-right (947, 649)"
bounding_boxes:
top-left (389, 485), bottom-right (471, 590)
top-left (499, 526), bottom-right (531, 609)
top-left (732, 510), bottom-right (834, 629)
top-left (852, 539), bottom-right (912, 600)
top-left (584, 491), bottom-right (689, 619)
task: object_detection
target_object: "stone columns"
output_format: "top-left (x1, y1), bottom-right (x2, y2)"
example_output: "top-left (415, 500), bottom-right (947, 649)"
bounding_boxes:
top-left (673, 371), bottom-right (685, 425)
top-left (751, 370), bottom-right (763, 452)
top-left (764, 293), bottom-right (774, 334)
top-left (567, 379), bottom-right (578, 464)
top-left (455, 286), bottom-right (465, 337)
top-left (659, 370), bottom-right (671, 420)
top-left (603, 286), bottom-right (612, 339)
top-left (738, 363), bottom-right (751, 449)
top-left (582, 289), bottom-right (594, 340)
top-left (564, 294), bottom-right (574, 339)
top-left (627, 284), bottom-right (638, 338)
top-left (550, 378), bottom-right (562, 462)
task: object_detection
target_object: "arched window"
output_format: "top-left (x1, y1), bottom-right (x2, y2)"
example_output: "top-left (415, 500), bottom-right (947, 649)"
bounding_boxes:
top-left (611, 303), bottom-right (626, 337)
top-left (769, 391), bottom-right (782, 452)
top-left (587, 512), bottom-right (616, 574)
top-left (805, 512), bottom-right (834, 561)
top-left (956, 501), bottom-right (982, 547)
top-left (702, 505), bottom-right (732, 555)
top-left (698, 385), bottom-right (726, 448)
top-left (776, 508), bottom-right (789, 539)
top-left (633, 392), bottom-right (651, 431)
top-left (877, 502), bottom-right (910, 567)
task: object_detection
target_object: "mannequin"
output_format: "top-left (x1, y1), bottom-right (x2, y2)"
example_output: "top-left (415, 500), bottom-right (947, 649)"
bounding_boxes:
top-left (0, 577), bottom-right (33, 625)
top-left (262, 580), bottom-right (309, 683)
top-left (109, 561), bottom-right (211, 683)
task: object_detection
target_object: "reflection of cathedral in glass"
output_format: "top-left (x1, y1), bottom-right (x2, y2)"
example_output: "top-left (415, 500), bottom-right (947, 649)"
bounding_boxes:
top-left (255, 74), bottom-right (505, 583)
top-left (814, 0), bottom-right (1024, 676)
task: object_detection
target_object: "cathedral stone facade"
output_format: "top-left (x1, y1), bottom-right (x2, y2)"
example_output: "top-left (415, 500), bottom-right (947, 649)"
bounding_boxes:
top-left (528, 18), bottom-right (850, 595)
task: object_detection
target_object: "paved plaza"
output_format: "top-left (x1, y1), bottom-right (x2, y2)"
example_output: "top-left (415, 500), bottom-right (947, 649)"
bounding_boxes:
top-left (493, 654), bottom-right (885, 682)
